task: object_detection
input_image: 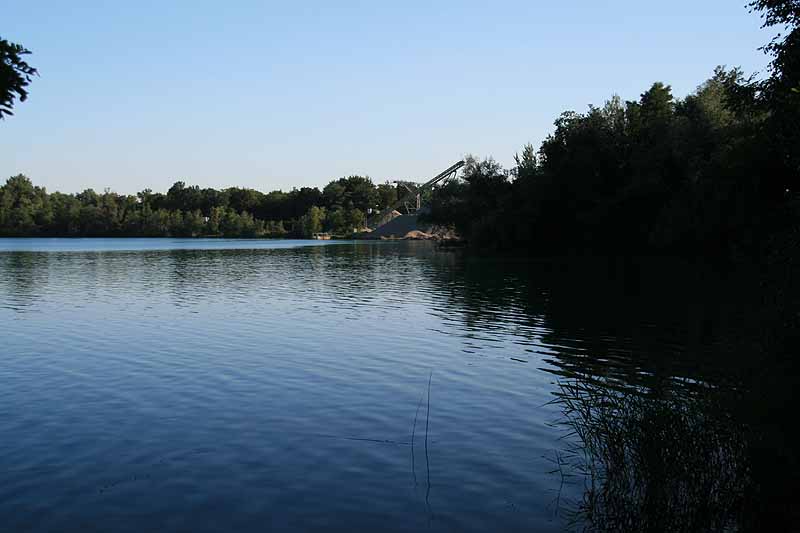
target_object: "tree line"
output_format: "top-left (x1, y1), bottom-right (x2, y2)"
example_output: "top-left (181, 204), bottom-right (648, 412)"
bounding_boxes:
top-left (0, 174), bottom-right (400, 238)
top-left (2, 0), bottom-right (797, 249)
top-left (4, 36), bottom-right (404, 238)
top-left (424, 0), bottom-right (799, 258)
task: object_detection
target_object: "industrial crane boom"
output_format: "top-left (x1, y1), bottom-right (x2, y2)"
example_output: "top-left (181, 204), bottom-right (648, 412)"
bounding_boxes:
top-left (369, 160), bottom-right (465, 229)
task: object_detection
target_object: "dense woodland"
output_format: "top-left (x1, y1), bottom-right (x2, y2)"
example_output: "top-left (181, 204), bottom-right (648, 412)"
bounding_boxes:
top-left (0, 174), bottom-right (399, 238)
top-left (425, 0), bottom-right (799, 259)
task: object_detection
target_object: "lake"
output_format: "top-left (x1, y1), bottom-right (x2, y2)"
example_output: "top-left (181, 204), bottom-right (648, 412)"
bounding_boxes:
top-left (0, 239), bottom-right (792, 531)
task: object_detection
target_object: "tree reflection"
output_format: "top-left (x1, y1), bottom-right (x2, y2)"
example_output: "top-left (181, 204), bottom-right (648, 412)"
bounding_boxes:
top-left (421, 253), bottom-right (796, 530)
top-left (0, 252), bottom-right (50, 313)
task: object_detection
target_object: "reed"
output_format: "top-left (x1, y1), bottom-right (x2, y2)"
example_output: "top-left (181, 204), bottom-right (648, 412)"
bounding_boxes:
top-left (550, 376), bottom-right (750, 532)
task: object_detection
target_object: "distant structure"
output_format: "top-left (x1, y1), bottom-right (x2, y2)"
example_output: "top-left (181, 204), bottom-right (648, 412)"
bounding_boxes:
top-left (365, 161), bottom-right (464, 239)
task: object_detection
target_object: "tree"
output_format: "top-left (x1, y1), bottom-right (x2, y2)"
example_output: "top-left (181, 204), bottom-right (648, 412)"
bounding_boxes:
top-left (322, 176), bottom-right (378, 212)
top-left (749, 0), bottom-right (800, 183)
top-left (513, 143), bottom-right (537, 179)
top-left (423, 156), bottom-right (511, 247)
top-left (300, 205), bottom-right (326, 237)
top-left (748, 0), bottom-right (800, 85)
top-left (346, 208), bottom-right (365, 232)
top-left (288, 187), bottom-right (324, 219)
top-left (373, 182), bottom-right (395, 211)
top-left (183, 210), bottom-right (206, 237)
top-left (208, 206), bottom-right (225, 235)
top-left (639, 82), bottom-right (674, 130)
top-left (326, 208), bottom-right (347, 234)
top-left (0, 174), bottom-right (51, 235)
top-left (226, 187), bottom-right (263, 214)
top-left (166, 181), bottom-right (203, 212)
top-left (322, 181), bottom-right (347, 210)
top-left (1, 38), bottom-right (37, 119)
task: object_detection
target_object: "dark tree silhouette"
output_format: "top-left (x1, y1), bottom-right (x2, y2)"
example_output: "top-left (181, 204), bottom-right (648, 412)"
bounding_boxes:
top-left (749, 0), bottom-right (800, 181)
top-left (0, 37), bottom-right (37, 119)
top-left (424, 2), bottom-right (799, 258)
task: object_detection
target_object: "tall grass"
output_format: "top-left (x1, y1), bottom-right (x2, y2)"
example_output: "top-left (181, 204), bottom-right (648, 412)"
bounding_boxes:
top-left (551, 376), bottom-right (751, 532)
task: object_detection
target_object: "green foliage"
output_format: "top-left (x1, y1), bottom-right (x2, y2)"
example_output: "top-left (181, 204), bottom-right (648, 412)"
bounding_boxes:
top-left (376, 183), bottom-right (397, 211)
top-left (427, 62), bottom-right (796, 256)
top-left (0, 173), bottom-right (404, 238)
top-left (424, 155), bottom-right (511, 247)
top-left (0, 175), bottom-right (49, 234)
top-left (322, 175), bottom-right (379, 213)
top-left (421, 4), bottom-right (798, 255)
top-left (749, 0), bottom-right (800, 179)
top-left (299, 205), bottom-right (326, 237)
top-left (0, 37), bottom-right (37, 119)
top-left (326, 208), bottom-right (347, 235)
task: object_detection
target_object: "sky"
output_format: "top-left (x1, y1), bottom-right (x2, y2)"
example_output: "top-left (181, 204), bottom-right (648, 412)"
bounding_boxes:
top-left (1, 0), bottom-right (775, 194)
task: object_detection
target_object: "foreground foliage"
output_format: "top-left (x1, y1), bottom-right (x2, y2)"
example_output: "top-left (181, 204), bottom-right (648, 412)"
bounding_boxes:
top-left (0, 36), bottom-right (37, 119)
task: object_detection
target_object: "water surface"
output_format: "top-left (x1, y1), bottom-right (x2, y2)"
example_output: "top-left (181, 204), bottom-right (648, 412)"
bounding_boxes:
top-left (0, 239), bottom-right (787, 531)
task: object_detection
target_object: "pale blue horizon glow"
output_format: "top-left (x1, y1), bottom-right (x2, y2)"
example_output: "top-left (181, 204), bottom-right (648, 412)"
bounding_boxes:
top-left (1, 0), bottom-right (774, 195)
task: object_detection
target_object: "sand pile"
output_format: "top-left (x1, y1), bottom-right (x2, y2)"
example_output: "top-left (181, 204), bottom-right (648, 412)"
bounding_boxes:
top-left (403, 230), bottom-right (433, 240)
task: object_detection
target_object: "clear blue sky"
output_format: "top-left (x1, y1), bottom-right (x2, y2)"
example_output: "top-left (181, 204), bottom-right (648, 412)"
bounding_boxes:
top-left (1, 0), bottom-right (774, 194)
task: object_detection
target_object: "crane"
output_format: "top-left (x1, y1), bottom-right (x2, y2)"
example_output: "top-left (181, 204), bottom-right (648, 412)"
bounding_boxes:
top-left (368, 160), bottom-right (465, 229)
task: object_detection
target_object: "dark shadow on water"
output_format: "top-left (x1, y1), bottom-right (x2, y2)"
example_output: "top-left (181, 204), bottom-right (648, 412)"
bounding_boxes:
top-left (422, 252), bottom-right (799, 531)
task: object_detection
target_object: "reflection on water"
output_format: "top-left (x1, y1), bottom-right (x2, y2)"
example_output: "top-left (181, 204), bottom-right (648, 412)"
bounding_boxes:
top-left (0, 239), bottom-right (795, 531)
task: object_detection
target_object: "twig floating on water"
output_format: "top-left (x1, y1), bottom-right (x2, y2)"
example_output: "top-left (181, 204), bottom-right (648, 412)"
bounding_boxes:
top-left (411, 391), bottom-right (424, 486)
top-left (425, 371), bottom-right (432, 510)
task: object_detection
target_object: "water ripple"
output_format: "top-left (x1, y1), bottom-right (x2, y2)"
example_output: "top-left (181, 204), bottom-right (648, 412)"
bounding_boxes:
top-left (0, 239), bottom-right (751, 532)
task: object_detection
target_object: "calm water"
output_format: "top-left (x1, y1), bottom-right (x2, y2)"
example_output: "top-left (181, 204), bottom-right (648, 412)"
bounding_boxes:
top-left (0, 239), bottom-right (790, 531)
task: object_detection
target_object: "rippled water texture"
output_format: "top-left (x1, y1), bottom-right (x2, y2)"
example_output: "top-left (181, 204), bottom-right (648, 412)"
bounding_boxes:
top-left (0, 239), bottom-right (771, 531)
